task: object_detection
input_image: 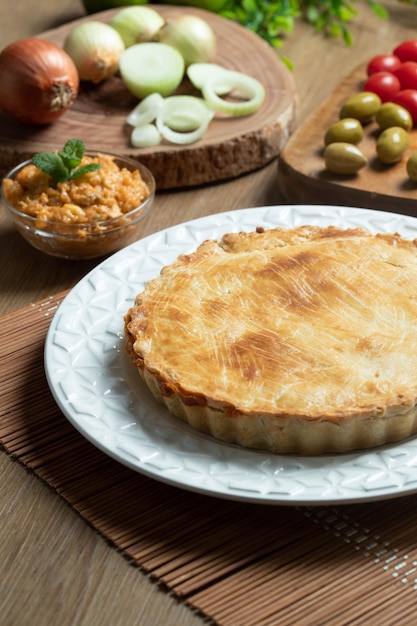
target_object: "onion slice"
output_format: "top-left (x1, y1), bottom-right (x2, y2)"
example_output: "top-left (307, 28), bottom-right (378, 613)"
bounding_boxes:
top-left (164, 110), bottom-right (208, 132)
top-left (187, 63), bottom-right (233, 95)
top-left (131, 124), bottom-right (162, 148)
top-left (119, 42), bottom-right (185, 99)
top-left (156, 95), bottom-right (212, 145)
top-left (127, 93), bottom-right (165, 127)
top-left (202, 70), bottom-right (265, 117)
top-left (164, 96), bottom-right (214, 131)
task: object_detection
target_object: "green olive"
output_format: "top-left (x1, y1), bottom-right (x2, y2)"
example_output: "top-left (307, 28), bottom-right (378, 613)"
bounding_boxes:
top-left (324, 118), bottom-right (364, 145)
top-left (339, 91), bottom-right (381, 123)
top-left (406, 151), bottom-right (417, 181)
top-left (324, 142), bottom-right (367, 175)
top-left (375, 103), bottom-right (413, 131)
top-left (376, 127), bottom-right (409, 164)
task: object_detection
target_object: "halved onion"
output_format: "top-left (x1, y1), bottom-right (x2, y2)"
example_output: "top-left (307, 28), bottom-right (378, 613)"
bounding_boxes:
top-left (119, 42), bottom-right (185, 99)
top-left (202, 70), bottom-right (265, 117)
top-left (110, 7), bottom-right (165, 48)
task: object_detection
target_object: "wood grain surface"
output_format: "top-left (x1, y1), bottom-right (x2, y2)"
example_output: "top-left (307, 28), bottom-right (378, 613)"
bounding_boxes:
top-left (4, 2), bottom-right (417, 626)
top-left (278, 63), bottom-right (417, 216)
top-left (0, 6), bottom-right (298, 189)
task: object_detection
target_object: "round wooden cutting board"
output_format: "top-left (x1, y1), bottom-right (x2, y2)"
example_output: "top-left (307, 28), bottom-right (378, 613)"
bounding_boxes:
top-left (277, 63), bottom-right (417, 217)
top-left (0, 6), bottom-right (298, 190)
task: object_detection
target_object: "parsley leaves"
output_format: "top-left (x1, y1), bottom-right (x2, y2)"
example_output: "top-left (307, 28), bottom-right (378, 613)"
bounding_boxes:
top-left (32, 139), bottom-right (101, 183)
top-left (220, 0), bottom-right (389, 59)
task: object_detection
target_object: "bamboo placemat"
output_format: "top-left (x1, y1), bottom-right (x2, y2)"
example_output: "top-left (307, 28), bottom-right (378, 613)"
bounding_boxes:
top-left (2, 294), bottom-right (417, 625)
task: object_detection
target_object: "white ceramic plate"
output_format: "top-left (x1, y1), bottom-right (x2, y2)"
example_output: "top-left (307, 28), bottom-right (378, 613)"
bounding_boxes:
top-left (44, 205), bottom-right (417, 506)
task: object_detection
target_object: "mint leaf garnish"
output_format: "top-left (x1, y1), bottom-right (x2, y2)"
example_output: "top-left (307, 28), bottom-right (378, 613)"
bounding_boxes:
top-left (69, 164), bottom-right (101, 180)
top-left (62, 138), bottom-right (85, 162)
top-left (32, 138), bottom-right (101, 183)
top-left (32, 153), bottom-right (69, 183)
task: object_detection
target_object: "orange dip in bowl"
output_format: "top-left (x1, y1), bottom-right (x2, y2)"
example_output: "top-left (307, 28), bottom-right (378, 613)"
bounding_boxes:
top-left (1, 153), bottom-right (155, 259)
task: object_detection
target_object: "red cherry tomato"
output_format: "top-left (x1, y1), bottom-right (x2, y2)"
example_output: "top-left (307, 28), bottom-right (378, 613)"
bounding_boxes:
top-left (367, 54), bottom-right (402, 76)
top-left (393, 40), bottom-right (417, 63)
top-left (392, 89), bottom-right (417, 123)
top-left (393, 61), bottom-right (417, 90)
top-left (363, 71), bottom-right (401, 103)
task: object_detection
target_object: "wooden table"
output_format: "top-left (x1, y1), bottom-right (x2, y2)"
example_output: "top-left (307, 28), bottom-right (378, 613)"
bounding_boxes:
top-left (2, 1), bottom-right (417, 624)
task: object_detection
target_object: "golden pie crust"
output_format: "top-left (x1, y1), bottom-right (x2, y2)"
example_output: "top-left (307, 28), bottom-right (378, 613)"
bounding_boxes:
top-left (124, 225), bottom-right (417, 455)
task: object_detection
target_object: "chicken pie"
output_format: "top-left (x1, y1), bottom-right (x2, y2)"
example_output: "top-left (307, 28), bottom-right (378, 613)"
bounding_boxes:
top-left (124, 225), bottom-right (417, 455)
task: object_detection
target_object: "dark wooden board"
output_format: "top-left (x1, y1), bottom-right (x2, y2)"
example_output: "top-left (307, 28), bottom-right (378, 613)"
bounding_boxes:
top-left (0, 6), bottom-right (298, 190)
top-left (277, 63), bottom-right (417, 217)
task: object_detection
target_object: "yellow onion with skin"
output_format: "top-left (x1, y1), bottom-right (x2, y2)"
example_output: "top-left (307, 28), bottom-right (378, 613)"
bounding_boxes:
top-left (110, 6), bottom-right (165, 47)
top-left (63, 21), bottom-right (125, 83)
top-left (157, 15), bottom-right (216, 67)
top-left (0, 38), bottom-right (79, 125)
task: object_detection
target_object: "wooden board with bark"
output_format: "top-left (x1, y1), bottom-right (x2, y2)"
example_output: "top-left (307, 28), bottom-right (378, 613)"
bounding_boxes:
top-left (0, 6), bottom-right (298, 190)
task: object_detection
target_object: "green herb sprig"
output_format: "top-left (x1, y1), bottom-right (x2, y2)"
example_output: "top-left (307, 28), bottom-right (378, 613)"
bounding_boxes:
top-left (219, 0), bottom-right (392, 66)
top-left (32, 138), bottom-right (101, 183)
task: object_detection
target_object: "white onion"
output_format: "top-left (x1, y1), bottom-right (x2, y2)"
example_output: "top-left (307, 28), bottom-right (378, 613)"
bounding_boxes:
top-left (63, 21), bottom-right (125, 84)
top-left (119, 42), bottom-right (185, 99)
top-left (109, 7), bottom-right (165, 48)
top-left (157, 15), bottom-right (216, 67)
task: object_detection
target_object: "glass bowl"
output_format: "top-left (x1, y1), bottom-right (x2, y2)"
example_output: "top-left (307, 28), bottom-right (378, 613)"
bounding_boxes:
top-left (1, 153), bottom-right (155, 260)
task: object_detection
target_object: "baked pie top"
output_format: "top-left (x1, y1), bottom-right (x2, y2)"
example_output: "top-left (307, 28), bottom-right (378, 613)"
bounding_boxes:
top-left (124, 224), bottom-right (417, 443)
